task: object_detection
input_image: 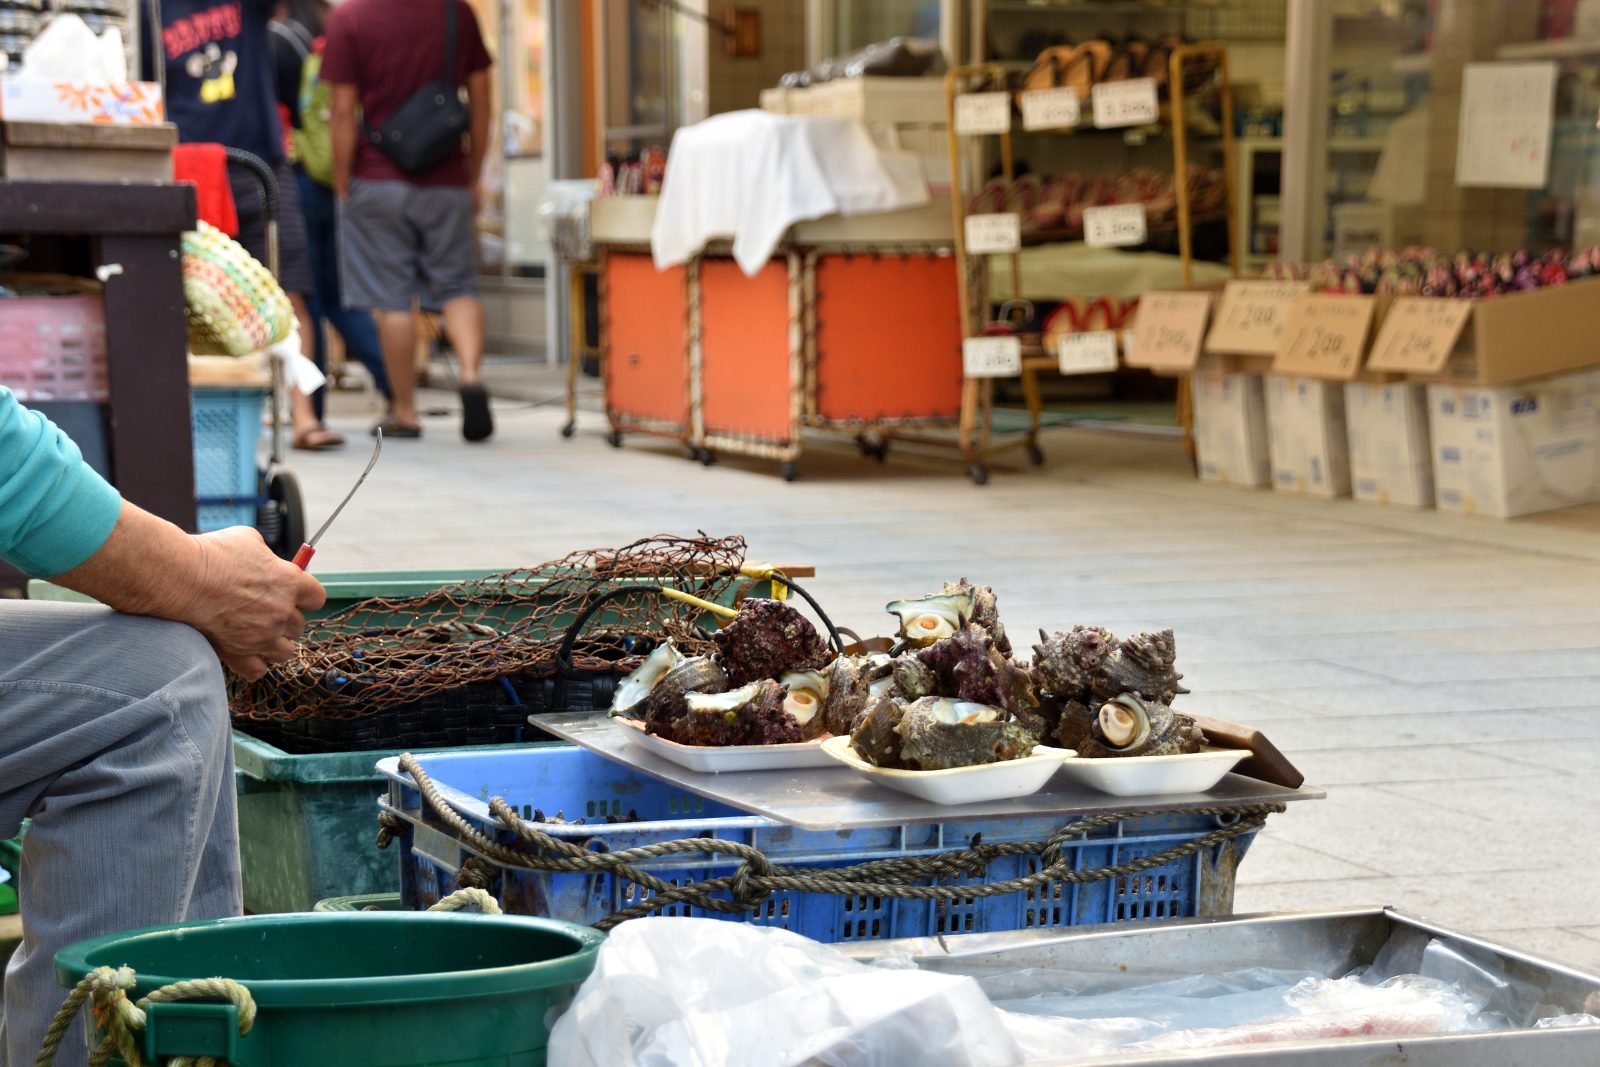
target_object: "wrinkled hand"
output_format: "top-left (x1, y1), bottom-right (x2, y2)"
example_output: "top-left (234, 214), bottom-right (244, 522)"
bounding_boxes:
top-left (173, 527), bottom-right (327, 680)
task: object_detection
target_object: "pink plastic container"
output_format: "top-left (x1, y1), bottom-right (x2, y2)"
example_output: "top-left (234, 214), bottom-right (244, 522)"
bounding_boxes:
top-left (0, 295), bottom-right (110, 401)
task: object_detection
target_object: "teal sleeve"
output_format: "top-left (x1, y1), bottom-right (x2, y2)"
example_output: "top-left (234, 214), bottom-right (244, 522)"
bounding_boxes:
top-left (0, 386), bottom-right (124, 577)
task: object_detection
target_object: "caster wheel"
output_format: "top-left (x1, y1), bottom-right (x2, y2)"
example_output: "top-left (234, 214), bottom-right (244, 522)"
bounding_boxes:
top-left (685, 445), bottom-right (702, 462)
top-left (560, 420), bottom-right (576, 439)
top-left (700, 450), bottom-right (716, 467)
top-left (261, 469), bottom-right (306, 560)
top-left (873, 442), bottom-right (890, 462)
top-left (607, 430), bottom-right (623, 448)
top-left (967, 464), bottom-right (990, 486)
top-left (781, 461), bottom-right (799, 482)
top-left (1027, 443), bottom-right (1045, 466)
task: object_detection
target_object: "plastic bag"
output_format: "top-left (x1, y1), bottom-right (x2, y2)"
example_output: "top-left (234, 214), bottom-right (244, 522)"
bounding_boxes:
top-left (545, 918), bottom-right (1023, 1067)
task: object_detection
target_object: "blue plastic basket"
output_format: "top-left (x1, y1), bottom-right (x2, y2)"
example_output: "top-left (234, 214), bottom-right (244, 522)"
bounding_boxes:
top-left (191, 386), bottom-right (266, 531)
top-left (378, 747), bottom-right (1256, 944)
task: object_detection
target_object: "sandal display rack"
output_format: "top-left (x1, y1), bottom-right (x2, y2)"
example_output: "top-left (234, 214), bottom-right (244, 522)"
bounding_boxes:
top-left (944, 42), bottom-right (1241, 485)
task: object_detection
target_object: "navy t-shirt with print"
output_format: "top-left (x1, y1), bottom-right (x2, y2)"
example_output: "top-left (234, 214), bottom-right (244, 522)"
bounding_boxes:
top-left (142, 0), bottom-right (283, 164)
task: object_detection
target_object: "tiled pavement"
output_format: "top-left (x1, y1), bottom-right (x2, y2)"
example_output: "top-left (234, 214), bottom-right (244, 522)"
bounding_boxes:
top-left (295, 366), bottom-right (1600, 971)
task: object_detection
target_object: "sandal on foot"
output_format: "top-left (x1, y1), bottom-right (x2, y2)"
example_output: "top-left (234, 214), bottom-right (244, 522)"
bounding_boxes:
top-left (371, 416), bottom-right (422, 439)
top-left (292, 426), bottom-right (346, 451)
top-left (460, 383), bottom-right (494, 442)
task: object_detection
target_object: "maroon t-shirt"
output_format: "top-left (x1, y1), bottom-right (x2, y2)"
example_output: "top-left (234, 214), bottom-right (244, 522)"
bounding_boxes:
top-left (321, 0), bottom-right (491, 187)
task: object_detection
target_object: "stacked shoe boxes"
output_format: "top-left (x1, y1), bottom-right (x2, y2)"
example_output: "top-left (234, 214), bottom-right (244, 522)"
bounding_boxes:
top-left (1191, 370), bottom-right (1270, 488)
top-left (1427, 369), bottom-right (1600, 519)
top-left (1344, 383), bottom-right (1433, 508)
top-left (1264, 375), bottom-right (1352, 498)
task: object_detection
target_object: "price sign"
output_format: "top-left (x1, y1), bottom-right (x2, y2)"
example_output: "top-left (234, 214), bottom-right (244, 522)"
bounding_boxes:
top-left (963, 335), bottom-right (1022, 378)
top-left (1020, 88), bottom-right (1081, 131)
top-left (1272, 294), bottom-right (1378, 379)
top-left (1366, 298), bottom-right (1475, 374)
top-left (1124, 291), bottom-right (1213, 370)
top-left (1205, 280), bottom-right (1313, 356)
top-left (955, 92), bottom-right (1011, 135)
top-left (1057, 331), bottom-right (1120, 375)
top-left (1082, 203), bottom-right (1148, 248)
top-left (964, 212), bottom-right (1022, 254)
top-left (1456, 62), bottom-right (1557, 189)
top-left (1092, 78), bottom-right (1159, 129)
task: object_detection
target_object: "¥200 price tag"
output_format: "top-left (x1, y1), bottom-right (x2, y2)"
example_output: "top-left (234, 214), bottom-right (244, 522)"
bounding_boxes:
top-left (1020, 88), bottom-right (1081, 131)
top-left (955, 92), bottom-right (1011, 135)
top-left (1057, 331), bottom-right (1120, 375)
top-left (963, 336), bottom-right (1022, 378)
top-left (1092, 78), bottom-right (1159, 128)
top-left (1082, 203), bottom-right (1148, 248)
top-left (1366, 299), bottom-right (1474, 374)
top-left (964, 212), bottom-right (1022, 254)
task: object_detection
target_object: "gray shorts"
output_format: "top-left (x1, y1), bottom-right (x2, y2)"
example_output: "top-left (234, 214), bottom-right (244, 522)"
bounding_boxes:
top-left (339, 179), bottom-right (479, 312)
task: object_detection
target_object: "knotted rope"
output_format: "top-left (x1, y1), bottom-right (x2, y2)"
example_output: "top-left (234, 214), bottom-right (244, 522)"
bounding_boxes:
top-left (36, 890), bottom-right (499, 1065)
top-left (387, 752), bottom-right (1282, 931)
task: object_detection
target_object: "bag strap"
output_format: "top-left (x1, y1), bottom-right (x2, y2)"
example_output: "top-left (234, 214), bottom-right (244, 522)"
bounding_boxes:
top-left (443, 0), bottom-right (458, 86)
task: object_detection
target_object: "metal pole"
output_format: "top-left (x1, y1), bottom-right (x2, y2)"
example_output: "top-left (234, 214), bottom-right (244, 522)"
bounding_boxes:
top-left (1280, 0), bottom-right (1332, 263)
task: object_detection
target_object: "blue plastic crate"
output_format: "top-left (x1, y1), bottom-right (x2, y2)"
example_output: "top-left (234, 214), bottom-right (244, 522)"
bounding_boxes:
top-left (378, 748), bottom-right (1256, 944)
top-left (191, 386), bottom-right (266, 531)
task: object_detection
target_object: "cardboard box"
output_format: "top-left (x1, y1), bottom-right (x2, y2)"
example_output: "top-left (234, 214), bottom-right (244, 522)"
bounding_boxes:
top-left (1264, 374), bottom-right (1352, 497)
top-left (1344, 382), bottom-right (1434, 507)
top-left (1192, 371), bottom-right (1270, 488)
top-left (1427, 369), bottom-right (1600, 518)
top-left (0, 77), bottom-right (165, 126)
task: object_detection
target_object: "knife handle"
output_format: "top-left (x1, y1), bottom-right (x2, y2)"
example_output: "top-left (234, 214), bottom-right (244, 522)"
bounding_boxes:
top-left (292, 543), bottom-right (316, 570)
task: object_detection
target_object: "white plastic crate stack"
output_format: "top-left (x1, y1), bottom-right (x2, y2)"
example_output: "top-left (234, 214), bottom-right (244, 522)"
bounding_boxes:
top-left (1191, 370), bottom-right (1270, 488)
top-left (1344, 383), bottom-right (1433, 508)
top-left (1264, 374), bottom-right (1352, 498)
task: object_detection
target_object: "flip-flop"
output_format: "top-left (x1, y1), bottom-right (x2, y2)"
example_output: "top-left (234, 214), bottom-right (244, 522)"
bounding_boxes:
top-left (370, 416), bottom-right (422, 439)
top-left (292, 426), bottom-right (345, 451)
top-left (460, 383), bottom-right (494, 442)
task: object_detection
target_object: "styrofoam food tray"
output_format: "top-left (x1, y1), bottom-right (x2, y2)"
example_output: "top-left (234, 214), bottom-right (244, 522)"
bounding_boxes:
top-left (819, 736), bottom-right (1075, 805)
top-left (613, 718), bottom-right (835, 772)
top-left (1056, 747), bottom-right (1246, 797)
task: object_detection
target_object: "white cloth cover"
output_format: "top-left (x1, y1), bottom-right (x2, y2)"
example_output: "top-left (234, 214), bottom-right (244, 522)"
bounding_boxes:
top-left (651, 110), bottom-right (928, 277)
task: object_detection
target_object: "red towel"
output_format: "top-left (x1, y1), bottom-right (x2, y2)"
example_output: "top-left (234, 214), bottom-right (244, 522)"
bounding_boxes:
top-left (172, 143), bottom-right (240, 236)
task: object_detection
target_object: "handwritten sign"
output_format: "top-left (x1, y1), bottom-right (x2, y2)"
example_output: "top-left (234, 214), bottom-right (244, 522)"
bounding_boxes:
top-left (1057, 331), bottom-right (1120, 375)
top-left (1092, 78), bottom-right (1159, 129)
top-left (1272, 294), bottom-right (1377, 380)
top-left (1124, 291), bottom-right (1212, 370)
top-left (963, 336), bottom-right (1022, 378)
top-left (1083, 203), bottom-right (1148, 248)
top-left (1456, 61), bottom-right (1557, 189)
top-left (1020, 88), bottom-right (1081, 131)
top-left (964, 213), bottom-right (1021, 254)
top-left (1366, 298), bottom-right (1475, 374)
top-left (1205, 280), bottom-right (1312, 356)
top-left (955, 92), bottom-right (1011, 135)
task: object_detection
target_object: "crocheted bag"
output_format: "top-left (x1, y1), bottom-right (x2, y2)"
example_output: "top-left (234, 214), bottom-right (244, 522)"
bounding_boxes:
top-left (182, 220), bottom-right (295, 357)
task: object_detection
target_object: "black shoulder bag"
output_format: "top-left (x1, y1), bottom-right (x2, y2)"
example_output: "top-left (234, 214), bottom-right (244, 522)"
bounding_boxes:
top-left (362, 0), bottom-right (470, 176)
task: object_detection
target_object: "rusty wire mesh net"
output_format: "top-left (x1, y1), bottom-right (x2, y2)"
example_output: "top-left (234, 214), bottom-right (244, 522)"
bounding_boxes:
top-left (230, 534), bottom-right (747, 724)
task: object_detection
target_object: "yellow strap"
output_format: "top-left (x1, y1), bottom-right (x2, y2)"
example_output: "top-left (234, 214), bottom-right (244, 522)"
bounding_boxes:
top-left (739, 562), bottom-right (789, 601)
top-left (660, 586), bottom-right (738, 619)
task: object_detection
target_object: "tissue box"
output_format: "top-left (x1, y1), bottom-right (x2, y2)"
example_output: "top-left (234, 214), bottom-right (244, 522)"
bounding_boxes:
top-left (1427, 370), bottom-right (1600, 519)
top-left (1344, 382), bottom-right (1433, 508)
top-left (1192, 371), bottom-right (1270, 488)
top-left (0, 77), bottom-right (165, 126)
top-left (1264, 374), bottom-right (1352, 498)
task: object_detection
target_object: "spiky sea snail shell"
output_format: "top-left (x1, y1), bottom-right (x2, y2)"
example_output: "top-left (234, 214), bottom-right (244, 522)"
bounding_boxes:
top-left (885, 593), bottom-right (974, 647)
top-left (609, 642), bottom-right (683, 715)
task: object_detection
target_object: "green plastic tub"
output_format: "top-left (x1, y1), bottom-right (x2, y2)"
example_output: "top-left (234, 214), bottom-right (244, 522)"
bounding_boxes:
top-left (312, 892), bottom-right (404, 912)
top-left (56, 912), bottom-right (603, 1066)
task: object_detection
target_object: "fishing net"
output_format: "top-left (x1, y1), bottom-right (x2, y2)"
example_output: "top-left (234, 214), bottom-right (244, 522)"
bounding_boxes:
top-left (229, 534), bottom-right (748, 727)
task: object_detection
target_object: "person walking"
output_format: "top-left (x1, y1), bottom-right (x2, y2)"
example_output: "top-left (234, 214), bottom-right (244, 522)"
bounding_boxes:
top-left (323, 0), bottom-right (495, 442)
top-left (144, 0), bottom-right (346, 451)
top-left (269, 0), bottom-right (394, 419)
top-left (0, 386), bottom-right (324, 1067)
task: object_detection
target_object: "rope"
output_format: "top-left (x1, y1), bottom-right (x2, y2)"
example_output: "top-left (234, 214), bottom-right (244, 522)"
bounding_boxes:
top-left (37, 968), bottom-right (255, 1067)
top-left (426, 888), bottom-right (502, 915)
top-left (390, 753), bottom-right (1282, 932)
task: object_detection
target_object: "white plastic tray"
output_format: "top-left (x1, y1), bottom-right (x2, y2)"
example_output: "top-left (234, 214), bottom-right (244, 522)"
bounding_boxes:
top-left (613, 718), bottom-right (835, 773)
top-left (1056, 748), bottom-right (1246, 797)
top-left (819, 736), bottom-right (1075, 805)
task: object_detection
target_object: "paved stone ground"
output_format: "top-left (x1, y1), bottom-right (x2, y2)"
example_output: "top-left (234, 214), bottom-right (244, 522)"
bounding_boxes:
top-left (294, 364), bottom-right (1600, 972)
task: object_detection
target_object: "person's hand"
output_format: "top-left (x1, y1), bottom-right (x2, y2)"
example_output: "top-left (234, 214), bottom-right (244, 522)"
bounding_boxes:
top-left (172, 527), bottom-right (327, 680)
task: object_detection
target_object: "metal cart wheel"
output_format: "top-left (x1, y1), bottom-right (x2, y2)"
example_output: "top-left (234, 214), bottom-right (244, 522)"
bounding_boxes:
top-left (607, 430), bottom-right (623, 448)
top-left (260, 469), bottom-right (306, 561)
top-left (968, 464), bottom-right (990, 486)
top-left (1027, 442), bottom-right (1045, 466)
top-left (560, 420), bottom-right (576, 439)
top-left (700, 449), bottom-right (717, 467)
top-left (781, 461), bottom-right (798, 482)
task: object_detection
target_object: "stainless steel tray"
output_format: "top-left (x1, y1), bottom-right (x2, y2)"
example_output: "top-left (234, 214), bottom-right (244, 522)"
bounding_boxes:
top-left (534, 712), bottom-right (1323, 831)
top-left (840, 908), bottom-right (1600, 1066)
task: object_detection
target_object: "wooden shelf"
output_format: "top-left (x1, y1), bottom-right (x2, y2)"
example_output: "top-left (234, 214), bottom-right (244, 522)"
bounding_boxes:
top-left (1496, 37), bottom-right (1600, 61)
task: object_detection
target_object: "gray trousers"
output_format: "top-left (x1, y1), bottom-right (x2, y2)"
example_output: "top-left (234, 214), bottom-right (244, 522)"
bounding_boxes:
top-left (0, 602), bottom-right (241, 1067)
